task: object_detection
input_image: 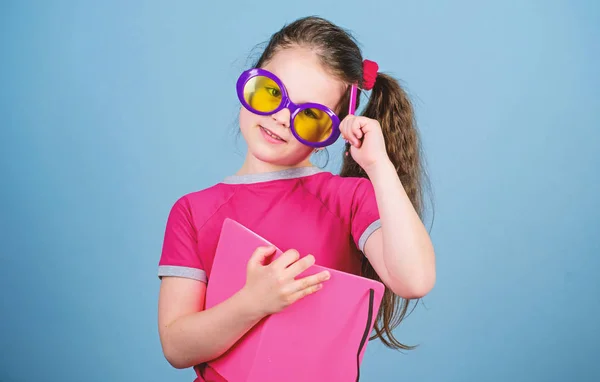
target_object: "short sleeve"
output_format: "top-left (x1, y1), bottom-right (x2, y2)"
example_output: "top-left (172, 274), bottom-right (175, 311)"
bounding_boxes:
top-left (350, 178), bottom-right (381, 254)
top-left (157, 196), bottom-right (207, 283)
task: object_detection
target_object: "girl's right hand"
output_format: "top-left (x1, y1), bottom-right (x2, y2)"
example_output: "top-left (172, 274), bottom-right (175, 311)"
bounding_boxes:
top-left (241, 246), bottom-right (330, 317)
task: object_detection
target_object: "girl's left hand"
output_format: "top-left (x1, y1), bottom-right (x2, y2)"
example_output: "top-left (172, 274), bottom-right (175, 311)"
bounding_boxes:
top-left (340, 115), bottom-right (390, 172)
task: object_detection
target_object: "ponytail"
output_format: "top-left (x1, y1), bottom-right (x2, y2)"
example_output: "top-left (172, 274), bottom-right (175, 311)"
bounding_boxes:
top-left (340, 73), bottom-right (425, 350)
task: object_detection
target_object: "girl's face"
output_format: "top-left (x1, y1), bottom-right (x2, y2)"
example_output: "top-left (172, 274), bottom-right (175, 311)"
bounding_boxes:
top-left (239, 47), bottom-right (346, 167)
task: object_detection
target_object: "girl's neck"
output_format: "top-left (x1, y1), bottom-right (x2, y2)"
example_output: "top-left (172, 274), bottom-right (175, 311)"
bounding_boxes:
top-left (235, 152), bottom-right (314, 176)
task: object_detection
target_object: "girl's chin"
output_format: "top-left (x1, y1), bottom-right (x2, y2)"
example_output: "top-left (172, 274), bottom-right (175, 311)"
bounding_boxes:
top-left (248, 144), bottom-right (312, 167)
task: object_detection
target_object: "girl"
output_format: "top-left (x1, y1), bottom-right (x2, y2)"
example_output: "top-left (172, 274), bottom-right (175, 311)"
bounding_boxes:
top-left (157, 16), bottom-right (436, 381)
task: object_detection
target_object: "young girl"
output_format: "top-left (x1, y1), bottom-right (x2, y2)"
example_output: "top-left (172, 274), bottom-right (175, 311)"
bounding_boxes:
top-left (157, 16), bottom-right (436, 381)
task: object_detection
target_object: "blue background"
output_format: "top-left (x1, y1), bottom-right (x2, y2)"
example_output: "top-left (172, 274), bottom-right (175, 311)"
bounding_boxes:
top-left (1, 1), bottom-right (598, 381)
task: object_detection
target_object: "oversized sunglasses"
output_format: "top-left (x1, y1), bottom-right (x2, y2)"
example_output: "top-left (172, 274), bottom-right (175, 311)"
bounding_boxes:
top-left (236, 68), bottom-right (358, 148)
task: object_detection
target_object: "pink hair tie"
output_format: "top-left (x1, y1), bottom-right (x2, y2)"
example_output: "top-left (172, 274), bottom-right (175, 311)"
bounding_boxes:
top-left (362, 59), bottom-right (379, 90)
top-left (348, 59), bottom-right (379, 116)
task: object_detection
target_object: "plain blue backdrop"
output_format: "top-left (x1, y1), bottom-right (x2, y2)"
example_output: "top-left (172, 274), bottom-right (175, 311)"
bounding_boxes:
top-left (1, 1), bottom-right (599, 381)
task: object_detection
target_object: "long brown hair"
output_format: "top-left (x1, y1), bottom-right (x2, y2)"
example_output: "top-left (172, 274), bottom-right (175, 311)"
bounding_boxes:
top-left (253, 16), bottom-right (429, 350)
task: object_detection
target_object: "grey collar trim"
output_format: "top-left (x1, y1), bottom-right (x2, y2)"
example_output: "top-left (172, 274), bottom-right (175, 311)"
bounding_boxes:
top-left (222, 166), bottom-right (325, 184)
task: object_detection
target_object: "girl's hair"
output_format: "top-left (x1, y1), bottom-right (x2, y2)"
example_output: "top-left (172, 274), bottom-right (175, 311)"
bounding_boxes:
top-left (253, 16), bottom-right (429, 350)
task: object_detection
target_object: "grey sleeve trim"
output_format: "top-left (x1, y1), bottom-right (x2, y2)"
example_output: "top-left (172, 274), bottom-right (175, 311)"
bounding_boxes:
top-left (158, 265), bottom-right (207, 283)
top-left (358, 219), bottom-right (382, 254)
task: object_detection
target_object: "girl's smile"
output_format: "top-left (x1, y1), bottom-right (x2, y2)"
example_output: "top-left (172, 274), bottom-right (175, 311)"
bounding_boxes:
top-left (259, 125), bottom-right (287, 144)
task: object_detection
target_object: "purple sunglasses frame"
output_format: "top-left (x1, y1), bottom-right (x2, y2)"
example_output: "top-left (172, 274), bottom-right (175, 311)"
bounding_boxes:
top-left (236, 68), bottom-right (357, 148)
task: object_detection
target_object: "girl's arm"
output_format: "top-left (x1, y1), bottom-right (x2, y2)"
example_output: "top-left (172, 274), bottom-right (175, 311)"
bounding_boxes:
top-left (158, 246), bottom-right (329, 369)
top-left (158, 277), bottom-right (262, 369)
top-left (341, 115), bottom-right (436, 299)
top-left (363, 159), bottom-right (436, 299)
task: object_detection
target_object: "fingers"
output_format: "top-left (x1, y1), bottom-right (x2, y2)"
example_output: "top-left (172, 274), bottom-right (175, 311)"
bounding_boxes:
top-left (290, 271), bottom-right (330, 294)
top-left (286, 271), bottom-right (331, 304)
top-left (350, 117), bottom-right (364, 140)
top-left (284, 254), bottom-right (316, 278)
top-left (271, 248), bottom-right (300, 270)
top-left (340, 115), bottom-right (364, 148)
top-left (248, 245), bottom-right (277, 268)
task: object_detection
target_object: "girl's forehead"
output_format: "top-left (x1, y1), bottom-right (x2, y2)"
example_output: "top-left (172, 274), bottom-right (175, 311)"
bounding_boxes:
top-left (263, 48), bottom-right (346, 108)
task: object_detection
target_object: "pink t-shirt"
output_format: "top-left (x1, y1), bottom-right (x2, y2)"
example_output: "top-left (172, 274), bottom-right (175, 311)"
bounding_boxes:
top-left (157, 166), bottom-right (381, 381)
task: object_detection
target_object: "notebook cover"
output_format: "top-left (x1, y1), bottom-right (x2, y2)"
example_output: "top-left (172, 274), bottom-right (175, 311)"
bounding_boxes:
top-left (205, 218), bottom-right (384, 382)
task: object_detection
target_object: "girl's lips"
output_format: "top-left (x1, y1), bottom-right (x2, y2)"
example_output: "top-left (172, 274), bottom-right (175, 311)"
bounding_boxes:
top-left (260, 126), bottom-right (287, 143)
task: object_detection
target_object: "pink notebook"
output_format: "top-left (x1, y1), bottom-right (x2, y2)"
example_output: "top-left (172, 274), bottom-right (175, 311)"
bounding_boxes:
top-left (203, 218), bottom-right (385, 382)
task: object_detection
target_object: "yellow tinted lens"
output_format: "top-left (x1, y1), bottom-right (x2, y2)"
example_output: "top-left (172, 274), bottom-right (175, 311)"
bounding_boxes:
top-left (293, 108), bottom-right (333, 143)
top-left (243, 76), bottom-right (282, 113)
